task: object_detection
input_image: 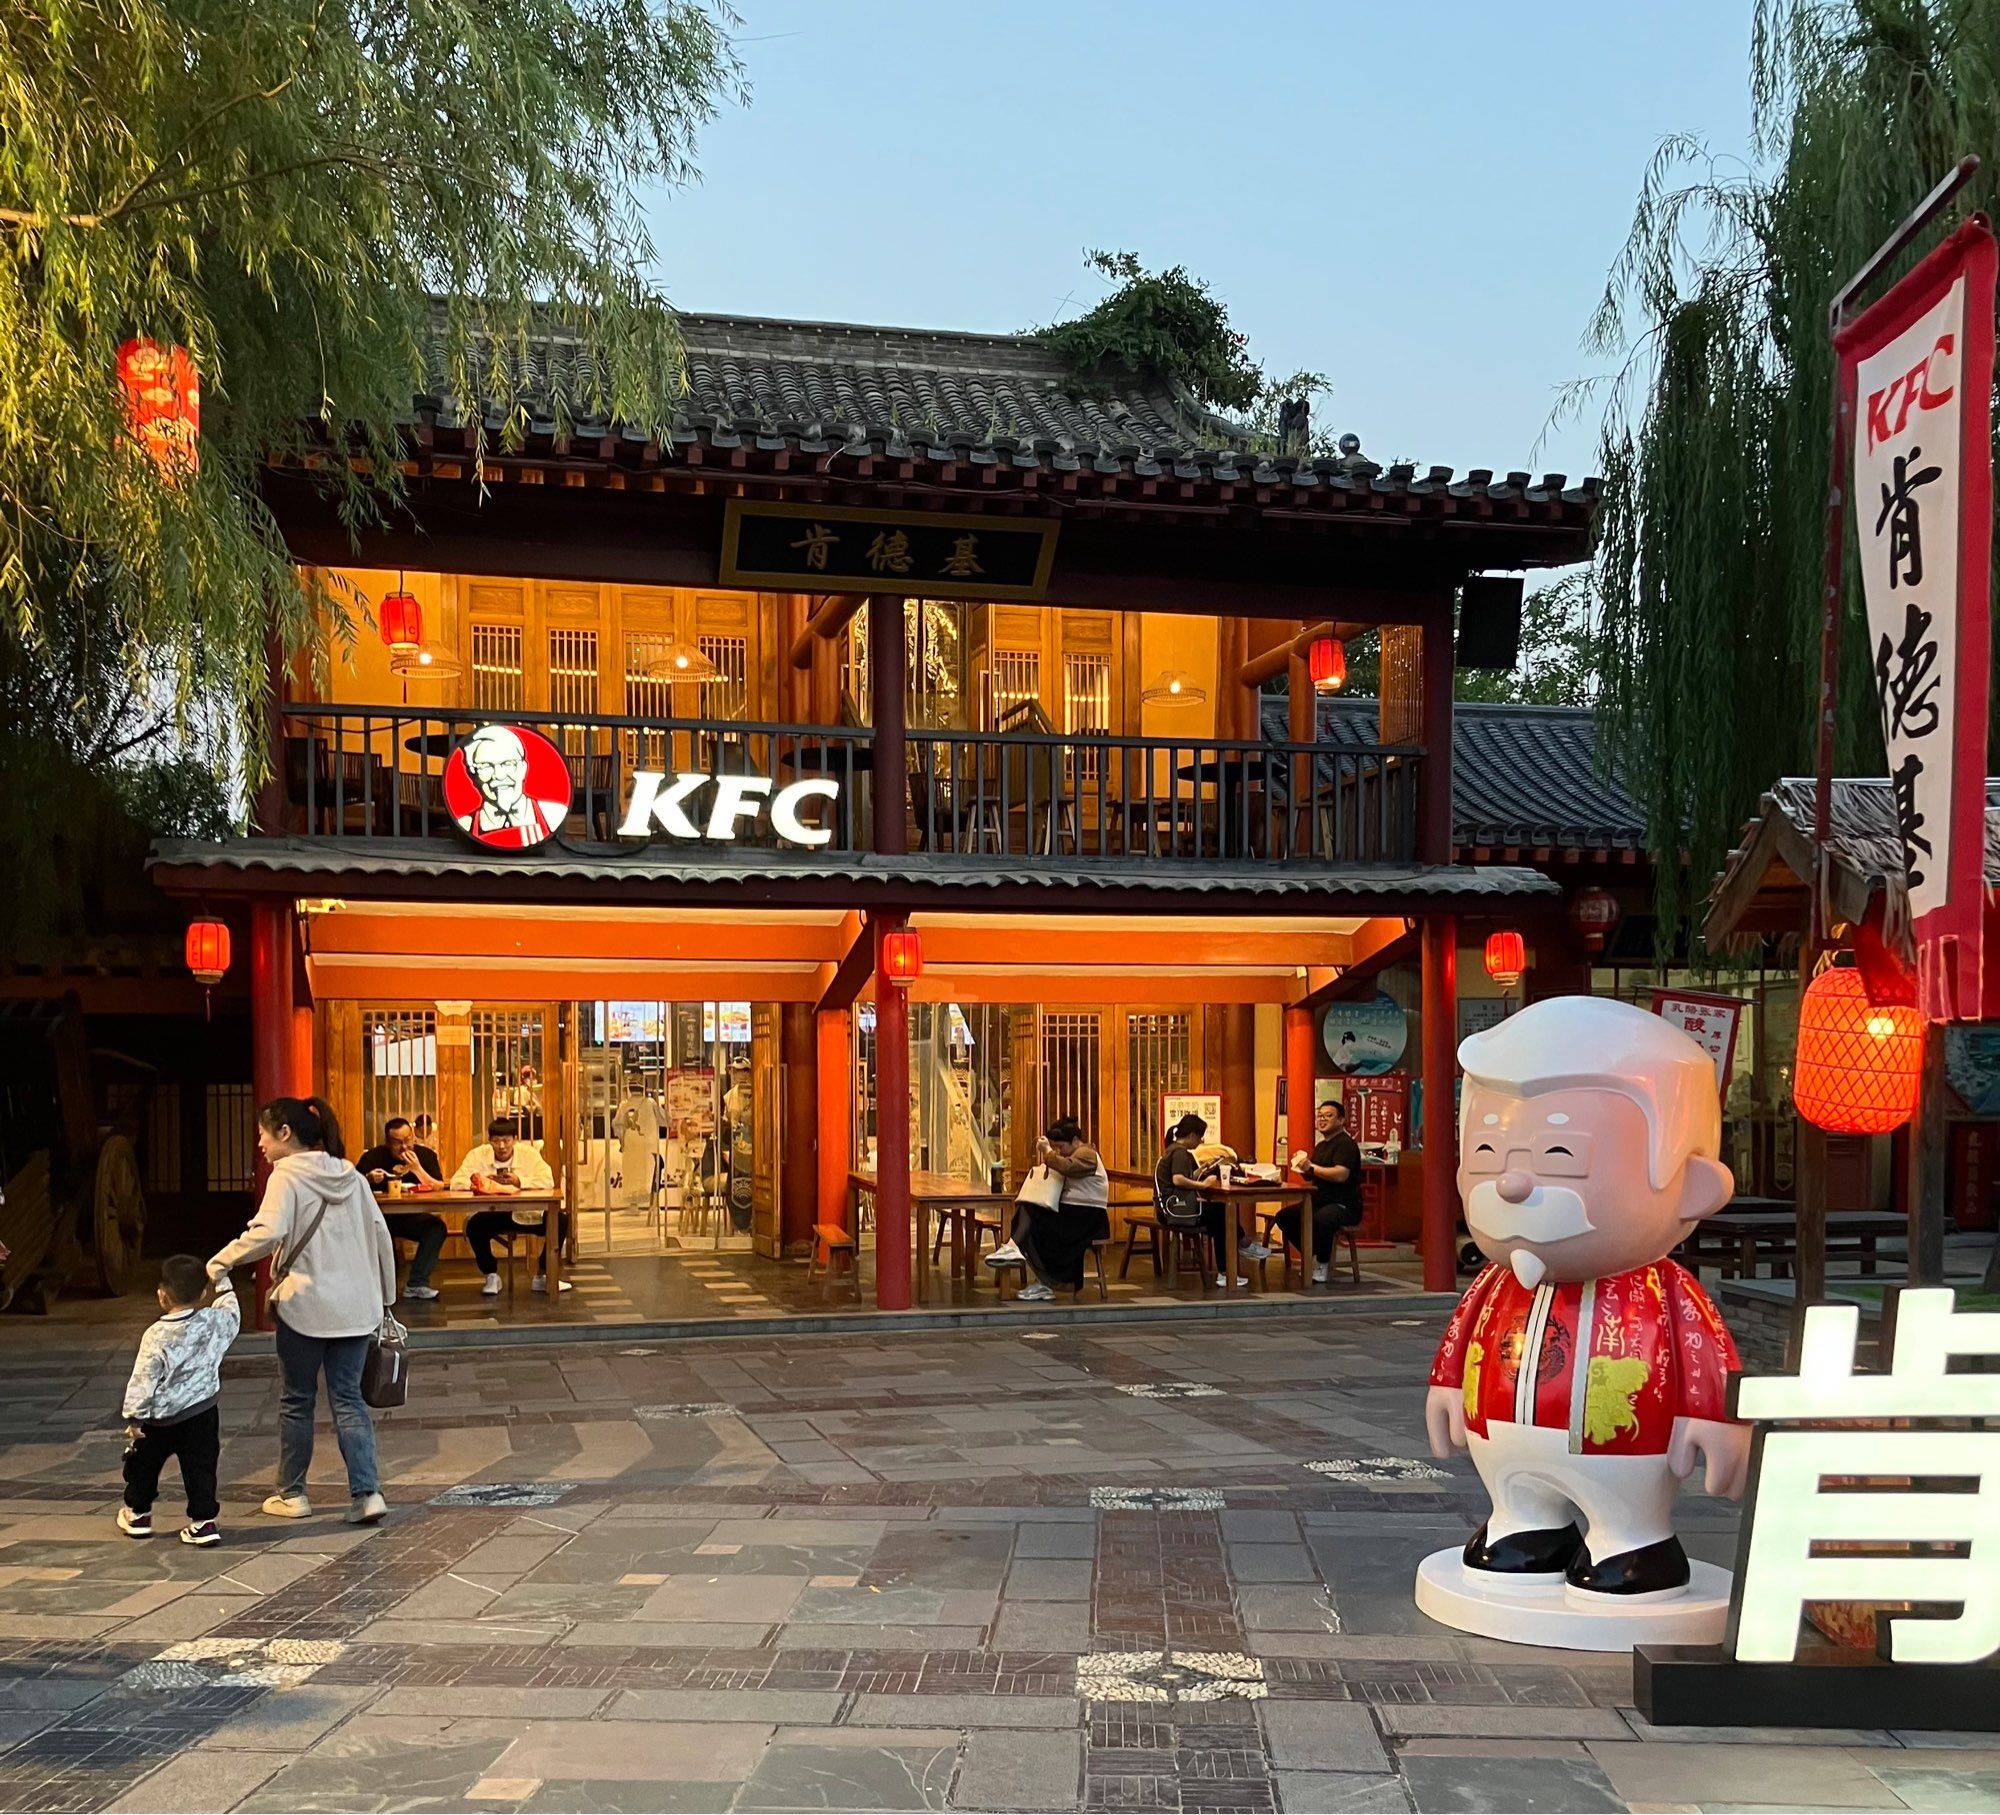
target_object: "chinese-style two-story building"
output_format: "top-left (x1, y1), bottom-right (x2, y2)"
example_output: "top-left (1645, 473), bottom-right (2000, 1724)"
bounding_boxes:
top-left (148, 311), bottom-right (1596, 1319)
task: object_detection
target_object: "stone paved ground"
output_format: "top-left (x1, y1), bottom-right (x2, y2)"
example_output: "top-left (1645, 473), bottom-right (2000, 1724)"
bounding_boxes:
top-left (0, 1310), bottom-right (1994, 1814)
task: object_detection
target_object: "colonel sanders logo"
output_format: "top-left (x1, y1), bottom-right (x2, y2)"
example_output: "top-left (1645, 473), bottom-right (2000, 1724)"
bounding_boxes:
top-left (442, 725), bottom-right (572, 851)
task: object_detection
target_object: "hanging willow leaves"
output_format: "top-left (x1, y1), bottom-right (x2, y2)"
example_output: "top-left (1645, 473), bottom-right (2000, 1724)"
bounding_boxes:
top-left (0, 0), bottom-right (743, 790)
top-left (1577, 0), bottom-right (2000, 953)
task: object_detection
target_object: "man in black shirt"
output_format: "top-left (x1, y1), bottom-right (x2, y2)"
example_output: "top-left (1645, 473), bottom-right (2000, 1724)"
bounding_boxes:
top-left (355, 1117), bottom-right (449, 1301)
top-left (1280, 1098), bottom-right (1364, 1284)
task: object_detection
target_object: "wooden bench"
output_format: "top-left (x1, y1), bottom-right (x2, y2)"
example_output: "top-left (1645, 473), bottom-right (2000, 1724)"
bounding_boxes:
top-left (807, 1222), bottom-right (861, 1302)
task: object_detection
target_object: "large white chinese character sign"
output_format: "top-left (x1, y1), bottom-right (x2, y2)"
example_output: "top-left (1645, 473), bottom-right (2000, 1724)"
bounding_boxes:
top-left (1732, 1289), bottom-right (2000, 1666)
top-left (1416, 997), bottom-right (1750, 1651)
top-left (1837, 217), bottom-right (1996, 1022)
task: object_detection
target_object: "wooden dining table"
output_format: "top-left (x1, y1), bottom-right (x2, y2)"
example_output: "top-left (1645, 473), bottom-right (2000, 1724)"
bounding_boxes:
top-left (849, 1169), bottom-right (1019, 1303)
top-left (1197, 1177), bottom-right (1316, 1293)
top-left (376, 1188), bottom-right (564, 1296)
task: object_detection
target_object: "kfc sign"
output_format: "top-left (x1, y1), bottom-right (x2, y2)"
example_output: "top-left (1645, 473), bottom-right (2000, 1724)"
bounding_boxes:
top-left (444, 725), bottom-right (571, 851)
top-left (617, 771), bottom-right (839, 848)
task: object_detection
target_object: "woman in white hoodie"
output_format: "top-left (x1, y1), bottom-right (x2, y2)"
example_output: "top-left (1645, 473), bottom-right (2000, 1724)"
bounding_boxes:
top-left (208, 1096), bottom-right (397, 1525)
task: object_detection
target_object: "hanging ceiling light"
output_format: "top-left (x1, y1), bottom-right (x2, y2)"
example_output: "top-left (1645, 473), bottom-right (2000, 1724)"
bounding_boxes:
top-left (1141, 669), bottom-right (1208, 705)
top-left (644, 636), bottom-right (720, 682)
top-left (389, 644), bottom-right (463, 680)
top-left (1308, 636), bottom-right (1347, 693)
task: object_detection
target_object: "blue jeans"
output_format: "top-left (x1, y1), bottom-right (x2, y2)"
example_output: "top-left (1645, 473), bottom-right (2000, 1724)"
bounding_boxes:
top-left (274, 1315), bottom-right (379, 1498)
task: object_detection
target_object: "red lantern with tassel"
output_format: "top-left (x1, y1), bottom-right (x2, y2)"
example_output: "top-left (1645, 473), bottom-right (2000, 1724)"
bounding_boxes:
top-left (117, 339), bottom-right (200, 478)
top-left (1307, 636), bottom-right (1347, 694)
top-left (1568, 886), bottom-right (1622, 954)
top-left (378, 590), bottom-right (423, 654)
top-left (1792, 965), bottom-right (1924, 1135)
top-left (1483, 929), bottom-right (1526, 990)
top-left (880, 928), bottom-right (924, 988)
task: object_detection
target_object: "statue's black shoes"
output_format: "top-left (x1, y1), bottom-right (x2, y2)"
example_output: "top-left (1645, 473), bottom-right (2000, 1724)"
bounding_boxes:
top-left (1565, 1535), bottom-right (1691, 1596)
top-left (1462, 1521), bottom-right (1584, 1575)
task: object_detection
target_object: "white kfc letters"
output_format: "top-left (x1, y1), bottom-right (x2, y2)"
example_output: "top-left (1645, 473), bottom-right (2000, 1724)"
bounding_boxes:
top-left (616, 771), bottom-right (837, 848)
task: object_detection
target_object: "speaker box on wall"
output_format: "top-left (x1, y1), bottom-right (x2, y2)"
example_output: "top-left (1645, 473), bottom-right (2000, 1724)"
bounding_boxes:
top-left (1457, 576), bottom-right (1524, 670)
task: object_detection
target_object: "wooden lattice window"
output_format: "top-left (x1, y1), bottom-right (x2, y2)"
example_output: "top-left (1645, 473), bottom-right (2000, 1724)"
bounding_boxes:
top-left (1039, 1012), bottom-right (1102, 1142)
top-left (548, 628), bottom-right (600, 721)
top-left (698, 635), bottom-right (748, 720)
top-left (471, 623), bottom-right (523, 712)
top-left (473, 1009), bottom-right (547, 1144)
top-left (362, 1008), bottom-right (439, 1144)
top-left (1126, 1013), bottom-right (1191, 1167)
top-left (1063, 652), bottom-right (1112, 781)
top-left (204, 1083), bottom-right (256, 1192)
top-left (986, 649), bottom-right (1042, 727)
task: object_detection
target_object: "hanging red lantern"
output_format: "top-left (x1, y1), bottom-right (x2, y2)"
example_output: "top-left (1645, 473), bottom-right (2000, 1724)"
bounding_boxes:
top-left (1307, 635), bottom-right (1347, 694)
top-left (880, 928), bottom-right (924, 988)
top-left (116, 339), bottom-right (200, 478)
top-left (184, 918), bottom-right (231, 986)
top-left (1793, 965), bottom-right (1924, 1135)
top-left (1568, 886), bottom-right (1623, 953)
top-left (377, 590), bottom-right (423, 654)
top-left (1483, 929), bottom-right (1526, 989)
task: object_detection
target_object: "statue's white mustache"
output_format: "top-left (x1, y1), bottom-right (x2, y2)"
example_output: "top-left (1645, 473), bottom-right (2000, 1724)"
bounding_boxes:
top-left (1464, 1180), bottom-right (1594, 1246)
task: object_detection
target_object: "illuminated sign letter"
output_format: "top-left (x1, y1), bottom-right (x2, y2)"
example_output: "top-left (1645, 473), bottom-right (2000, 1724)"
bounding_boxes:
top-left (618, 771), bottom-right (708, 839)
top-left (707, 774), bottom-right (774, 841)
top-left (772, 778), bottom-right (838, 848)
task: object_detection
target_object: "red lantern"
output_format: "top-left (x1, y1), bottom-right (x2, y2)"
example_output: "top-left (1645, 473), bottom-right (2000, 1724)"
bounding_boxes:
top-left (1793, 965), bottom-right (1924, 1135)
top-left (184, 918), bottom-right (231, 986)
top-left (1568, 886), bottom-right (1622, 953)
top-left (378, 590), bottom-right (423, 654)
top-left (1307, 636), bottom-right (1347, 694)
top-left (116, 339), bottom-right (200, 478)
top-left (1483, 929), bottom-right (1526, 989)
top-left (880, 928), bottom-right (923, 988)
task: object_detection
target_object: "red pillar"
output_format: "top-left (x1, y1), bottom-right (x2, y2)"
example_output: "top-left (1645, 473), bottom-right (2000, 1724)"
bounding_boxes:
top-left (249, 899), bottom-right (297, 1327)
top-left (1219, 1005), bottom-right (1257, 1159)
top-left (815, 1008), bottom-right (852, 1233)
top-left (781, 1003), bottom-right (818, 1254)
top-left (1419, 600), bottom-right (1455, 865)
top-left (870, 913), bottom-right (912, 1310)
top-left (1420, 914), bottom-right (1459, 1291)
top-left (1284, 1004), bottom-right (1318, 1164)
top-left (869, 598), bottom-right (907, 857)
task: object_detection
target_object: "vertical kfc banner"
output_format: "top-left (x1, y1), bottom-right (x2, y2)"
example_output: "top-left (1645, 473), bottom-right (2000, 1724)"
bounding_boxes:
top-left (1835, 215), bottom-right (1997, 1022)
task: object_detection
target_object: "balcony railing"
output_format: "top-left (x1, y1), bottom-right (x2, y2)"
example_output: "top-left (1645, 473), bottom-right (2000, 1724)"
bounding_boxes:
top-left (277, 705), bottom-right (1423, 866)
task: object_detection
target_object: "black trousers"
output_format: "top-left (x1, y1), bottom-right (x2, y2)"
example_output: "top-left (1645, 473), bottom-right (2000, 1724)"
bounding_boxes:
top-left (1275, 1202), bottom-right (1356, 1263)
top-left (384, 1212), bottom-right (448, 1287)
top-left (466, 1209), bottom-right (571, 1275)
top-left (123, 1405), bottom-right (220, 1521)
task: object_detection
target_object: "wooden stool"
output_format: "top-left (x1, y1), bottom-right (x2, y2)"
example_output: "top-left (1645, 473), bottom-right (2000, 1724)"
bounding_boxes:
top-left (1265, 1211), bottom-right (1364, 1288)
top-left (990, 1242), bottom-right (1109, 1303)
top-left (1119, 1212), bottom-right (1164, 1278)
top-left (807, 1222), bottom-right (861, 1302)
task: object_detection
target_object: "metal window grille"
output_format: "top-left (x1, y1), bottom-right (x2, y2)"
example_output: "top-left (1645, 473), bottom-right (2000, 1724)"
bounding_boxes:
top-left (204, 1083), bottom-right (256, 1192)
top-left (362, 1008), bottom-right (439, 1142)
top-left (105, 1079), bottom-right (180, 1194)
top-left (1063, 652), bottom-right (1112, 781)
top-left (1039, 1012), bottom-right (1102, 1142)
top-left (1126, 1013), bottom-right (1192, 1167)
top-left (986, 649), bottom-right (1041, 727)
top-left (473, 1009), bottom-right (547, 1146)
top-left (471, 623), bottom-right (523, 712)
top-left (698, 635), bottom-right (748, 720)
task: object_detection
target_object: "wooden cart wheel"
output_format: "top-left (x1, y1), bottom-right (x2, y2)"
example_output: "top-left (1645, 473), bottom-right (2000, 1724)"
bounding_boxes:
top-left (89, 1134), bottom-right (146, 1295)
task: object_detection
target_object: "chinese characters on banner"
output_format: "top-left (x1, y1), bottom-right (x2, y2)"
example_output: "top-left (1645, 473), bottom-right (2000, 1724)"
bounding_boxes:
top-left (1835, 216), bottom-right (1996, 1021)
top-left (720, 500), bottom-right (1059, 600)
top-left (1649, 988), bottom-right (1742, 1092)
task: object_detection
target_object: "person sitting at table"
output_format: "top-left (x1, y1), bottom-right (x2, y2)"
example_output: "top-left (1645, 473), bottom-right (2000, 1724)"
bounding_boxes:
top-left (1153, 1113), bottom-right (1268, 1287)
top-left (1005, 1116), bottom-right (1110, 1303)
top-left (1280, 1098), bottom-right (1363, 1285)
top-left (355, 1116), bottom-right (449, 1302)
top-left (453, 1117), bottom-right (569, 1297)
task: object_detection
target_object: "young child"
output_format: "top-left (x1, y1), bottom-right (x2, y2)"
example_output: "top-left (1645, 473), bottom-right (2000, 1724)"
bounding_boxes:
top-left (119, 1254), bottom-right (240, 1545)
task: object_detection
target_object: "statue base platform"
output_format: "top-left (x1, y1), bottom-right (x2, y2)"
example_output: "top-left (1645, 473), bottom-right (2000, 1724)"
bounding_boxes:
top-left (1415, 1548), bottom-right (1732, 1653)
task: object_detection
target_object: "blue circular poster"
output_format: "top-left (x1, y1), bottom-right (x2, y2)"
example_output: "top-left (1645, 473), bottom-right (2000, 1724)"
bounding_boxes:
top-left (1322, 991), bottom-right (1408, 1076)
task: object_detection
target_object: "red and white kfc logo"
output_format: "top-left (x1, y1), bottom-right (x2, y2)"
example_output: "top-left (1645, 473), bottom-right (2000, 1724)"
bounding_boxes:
top-left (442, 725), bottom-right (572, 850)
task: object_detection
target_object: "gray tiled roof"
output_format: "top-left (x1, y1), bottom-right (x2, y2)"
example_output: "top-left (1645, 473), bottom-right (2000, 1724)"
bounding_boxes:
top-left (1264, 697), bottom-right (1644, 853)
top-left (416, 308), bottom-right (1598, 515)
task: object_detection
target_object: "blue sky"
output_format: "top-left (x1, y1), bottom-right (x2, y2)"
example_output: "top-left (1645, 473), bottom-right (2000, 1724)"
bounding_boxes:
top-left (644, 3), bottom-right (1757, 488)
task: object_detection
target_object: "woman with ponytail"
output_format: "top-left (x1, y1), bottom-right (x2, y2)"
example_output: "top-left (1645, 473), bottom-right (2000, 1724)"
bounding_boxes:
top-left (208, 1095), bottom-right (397, 1525)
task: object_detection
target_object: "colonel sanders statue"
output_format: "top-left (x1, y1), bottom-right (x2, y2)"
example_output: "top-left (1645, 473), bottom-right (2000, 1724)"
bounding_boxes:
top-left (1416, 996), bottom-right (1751, 1648)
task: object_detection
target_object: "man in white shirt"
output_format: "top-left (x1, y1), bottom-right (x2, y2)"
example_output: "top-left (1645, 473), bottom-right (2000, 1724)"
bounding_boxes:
top-left (454, 1118), bottom-right (568, 1297)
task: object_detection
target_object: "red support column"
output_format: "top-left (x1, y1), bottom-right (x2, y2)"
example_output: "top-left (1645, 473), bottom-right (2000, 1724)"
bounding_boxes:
top-left (870, 913), bottom-right (912, 1310)
top-left (869, 598), bottom-right (907, 858)
top-left (781, 1003), bottom-right (818, 1254)
top-left (1284, 1004), bottom-right (1318, 1162)
top-left (815, 1008), bottom-right (852, 1233)
top-left (249, 898), bottom-right (296, 1328)
top-left (1220, 1006), bottom-right (1257, 1160)
top-left (1419, 600), bottom-right (1455, 866)
top-left (1420, 914), bottom-right (1459, 1291)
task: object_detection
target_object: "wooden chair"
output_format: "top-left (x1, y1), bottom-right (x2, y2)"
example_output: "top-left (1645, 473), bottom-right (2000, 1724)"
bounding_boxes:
top-left (1262, 1210), bottom-right (1363, 1288)
top-left (807, 1222), bottom-right (861, 1302)
top-left (990, 1240), bottom-right (1109, 1302)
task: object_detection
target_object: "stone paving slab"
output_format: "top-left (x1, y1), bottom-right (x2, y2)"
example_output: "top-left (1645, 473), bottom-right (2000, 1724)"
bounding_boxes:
top-left (0, 1310), bottom-right (1989, 1813)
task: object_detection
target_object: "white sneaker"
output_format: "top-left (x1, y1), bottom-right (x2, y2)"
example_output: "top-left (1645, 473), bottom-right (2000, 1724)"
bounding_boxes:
top-left (261, 1492), bottom-right (312, 1519)
top-left (1214, 1274), bottom-right (1250, 1288)
top-left (985, 1240), bottom-right (1024, 1266)
top-left (529, 1276), bottom-right (572, 1294)
top-left (481, 1273), bottom-right (502, 1296)
top-left (347, 1492), bottom-right (388, 1525)
top-left (116, 1506), bottom-right (151, 1538)
top-left (1239, 1241), bottom-right (1273, 1260)
top-left (402, 1284), bottom-right (439, 1301)
top-left (1312, 1263), bottom-right (1329, 1285)
top-left (1016, 1282), bottom-right (1055, 1301)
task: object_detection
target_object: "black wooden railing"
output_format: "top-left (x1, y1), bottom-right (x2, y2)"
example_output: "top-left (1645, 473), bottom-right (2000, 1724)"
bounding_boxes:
top-left (276, 705), bottom-right (1422, 865)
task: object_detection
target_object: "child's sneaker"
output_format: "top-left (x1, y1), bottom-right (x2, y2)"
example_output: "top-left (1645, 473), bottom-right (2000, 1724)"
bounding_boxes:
top-left (179, 1520), bottom-right (221, 1547)
top-left (116, 1506), bottom-right (152, 1539)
